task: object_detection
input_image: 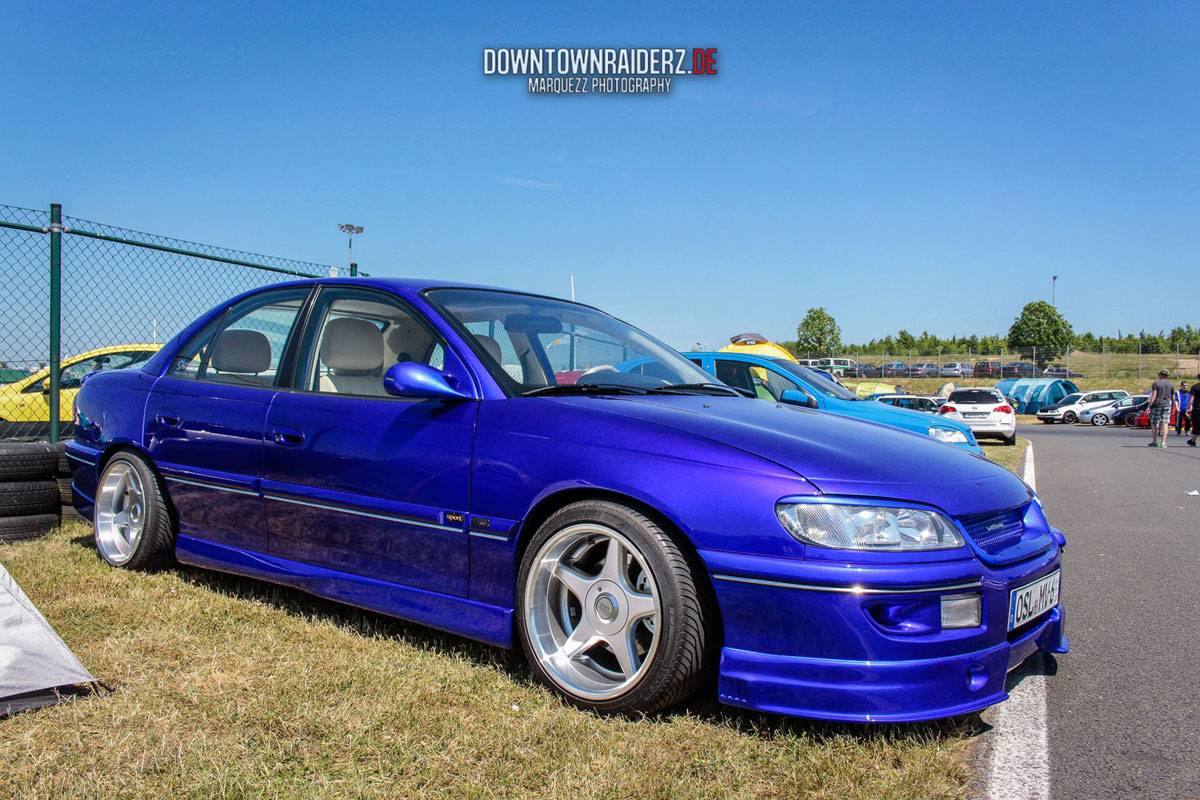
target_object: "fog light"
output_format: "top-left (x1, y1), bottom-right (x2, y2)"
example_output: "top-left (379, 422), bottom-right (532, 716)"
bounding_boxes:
top-left (941, 593), bottom-right (982, 628)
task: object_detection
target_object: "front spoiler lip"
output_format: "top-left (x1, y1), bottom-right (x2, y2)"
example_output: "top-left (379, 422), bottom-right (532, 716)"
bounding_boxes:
top-left (717, 605), bottom-right (1067, 723)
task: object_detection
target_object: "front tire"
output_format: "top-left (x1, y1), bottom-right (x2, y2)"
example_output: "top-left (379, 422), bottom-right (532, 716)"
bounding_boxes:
top-left (94, 452), bottom-right (175, 570)
top-left (1091, 413), bottom-right (1109, 426)
top-left (517, 500), bottom-right (710, 715)
top-left (1062, 411), bottom-right (1077, 424)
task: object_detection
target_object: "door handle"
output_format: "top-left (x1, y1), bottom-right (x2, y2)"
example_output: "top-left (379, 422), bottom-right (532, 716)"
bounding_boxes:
top-left (156, 413), bottom-right (181, 427)
top-left (272, 426), bottom-right (305, 447)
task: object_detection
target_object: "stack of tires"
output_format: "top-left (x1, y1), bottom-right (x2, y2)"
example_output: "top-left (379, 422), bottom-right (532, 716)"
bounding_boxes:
top-left (0, 443), bottom-right (62, 544)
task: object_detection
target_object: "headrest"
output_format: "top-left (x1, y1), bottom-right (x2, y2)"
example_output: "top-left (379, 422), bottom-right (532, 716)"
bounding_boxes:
top-left (475, 335), bottom-right (503, 364)
top-left (386, 322), bottom-right (431, 362)
top-left (320, 317), bottom-right (384, 372)
top-left (211, 329), bottom-right (271, 374)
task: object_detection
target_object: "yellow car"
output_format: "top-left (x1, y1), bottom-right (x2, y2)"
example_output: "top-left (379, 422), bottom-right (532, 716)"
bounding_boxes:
top-left (0, 344), bottom-right (160, 434)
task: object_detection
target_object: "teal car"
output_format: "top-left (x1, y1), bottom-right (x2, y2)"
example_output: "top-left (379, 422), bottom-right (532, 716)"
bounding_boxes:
top-left (686, 352), bottom-right (982, 454)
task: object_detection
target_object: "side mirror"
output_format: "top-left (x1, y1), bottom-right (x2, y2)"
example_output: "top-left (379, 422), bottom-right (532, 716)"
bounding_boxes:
top-left (41, 378), bottom-right (51, 394)
top-left (383, 362), bottom-right (470, 401)
top-left (779, 389), bottom-right (817, 409)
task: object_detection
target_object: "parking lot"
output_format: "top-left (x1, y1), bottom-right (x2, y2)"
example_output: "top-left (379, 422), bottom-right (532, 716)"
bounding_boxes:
top-left (1001, 423), bottom-right (1200, 799)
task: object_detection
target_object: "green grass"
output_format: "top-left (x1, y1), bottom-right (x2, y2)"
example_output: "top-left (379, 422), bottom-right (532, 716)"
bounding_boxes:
top-left (978, 436), bottom-right (1030, 474)
top-left (1, 521), bottom-right (974, 800)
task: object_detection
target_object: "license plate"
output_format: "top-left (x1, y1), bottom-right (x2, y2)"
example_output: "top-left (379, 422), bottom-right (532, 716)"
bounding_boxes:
top-left (964, 412), bottom-right (988, 418)
top-left (1008, 571), bottom-right (1060, 630)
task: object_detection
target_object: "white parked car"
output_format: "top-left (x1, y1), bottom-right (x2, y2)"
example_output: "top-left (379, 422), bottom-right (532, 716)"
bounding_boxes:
top-left (940, 362), bottom-right (973, 378)
top-left (939, 387), bottom-right (1017, 445)
top-left (815, 357), bottom-right (857, 376)
top-left (1035, 390), bottom-right (1130, 425)
top-left (1078, 393), bottom-right (1145, 426)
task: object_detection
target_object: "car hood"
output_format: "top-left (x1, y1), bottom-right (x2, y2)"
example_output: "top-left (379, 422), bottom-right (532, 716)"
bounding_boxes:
top-left (554, 395), bottom-right (1030, 517)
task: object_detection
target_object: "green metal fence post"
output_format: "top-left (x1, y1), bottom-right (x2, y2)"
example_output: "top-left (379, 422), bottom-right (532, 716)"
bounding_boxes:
top-left (350, 262), bottom-right (358, 277)
top-left (48, 203), bottom-right (62, 443)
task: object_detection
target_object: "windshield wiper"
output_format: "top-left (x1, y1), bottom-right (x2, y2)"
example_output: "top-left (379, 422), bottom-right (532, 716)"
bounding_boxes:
top-left (523, 383), bottom-right (648, 397)
top-left (646, 383), bottom-right (749, 398)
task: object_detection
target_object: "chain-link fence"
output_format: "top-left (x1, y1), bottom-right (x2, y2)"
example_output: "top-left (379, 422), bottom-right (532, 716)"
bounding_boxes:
top-left (793, 347), bottom-right (1200, 382)
top-left (1, 202), bottom-right (351, 441)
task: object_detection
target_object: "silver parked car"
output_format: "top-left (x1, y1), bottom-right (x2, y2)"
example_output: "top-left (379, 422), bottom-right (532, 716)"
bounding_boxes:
top-left (940, 362), bottom-right (972, 378)
top-left (909, 362), bottom-right (940, 378)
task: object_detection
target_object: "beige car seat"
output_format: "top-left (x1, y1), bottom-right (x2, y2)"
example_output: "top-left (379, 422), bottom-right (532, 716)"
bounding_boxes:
top-left (318, 317), bottom-right (386, 395)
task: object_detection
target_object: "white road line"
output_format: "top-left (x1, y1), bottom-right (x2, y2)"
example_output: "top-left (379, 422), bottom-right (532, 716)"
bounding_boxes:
top-left (986, 441), bottom-right (1052, 800)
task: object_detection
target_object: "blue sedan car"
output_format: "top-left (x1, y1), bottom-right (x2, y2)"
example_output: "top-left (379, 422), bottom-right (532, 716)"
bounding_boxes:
top-left (686, 352), bottom-right (982, 454)
top-left (67, 278), bottom-right (1067, 723)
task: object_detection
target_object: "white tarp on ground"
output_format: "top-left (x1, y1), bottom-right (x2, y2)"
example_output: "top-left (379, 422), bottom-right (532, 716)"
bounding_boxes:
top-left (0, 562), bottom-right (95, 715)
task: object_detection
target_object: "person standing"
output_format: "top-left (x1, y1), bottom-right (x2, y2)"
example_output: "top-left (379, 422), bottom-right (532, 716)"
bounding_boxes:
top-left (1146, 370), bottom-right (1178, 448)
top-left (1188, 374), bottom-right (1200, 447)
top-left (1177, 381), bottom-right (1191, 436)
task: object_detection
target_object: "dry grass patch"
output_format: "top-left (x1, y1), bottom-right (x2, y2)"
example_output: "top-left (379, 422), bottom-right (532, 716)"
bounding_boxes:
top-left (1, 521), bottom-right (974, 800)
top-left (978, 436), bottom-right (1030, 474)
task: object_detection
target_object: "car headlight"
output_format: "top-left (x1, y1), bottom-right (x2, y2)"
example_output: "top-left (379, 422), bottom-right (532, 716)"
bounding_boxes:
top-left (927, 426), bottom-right (968, 444)
top-left (775, 502), bottom-right (965, 551)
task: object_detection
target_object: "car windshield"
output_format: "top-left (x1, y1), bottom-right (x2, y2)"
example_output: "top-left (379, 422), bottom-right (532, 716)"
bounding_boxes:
top-left (768, 359), bottom-right (860, 400)
top-left (1060, 393), bottom-right (1082, 404)
top-left (425, 288), bottom-right (716, 396)
top-left (949, 389), bottom-right (1001, 404)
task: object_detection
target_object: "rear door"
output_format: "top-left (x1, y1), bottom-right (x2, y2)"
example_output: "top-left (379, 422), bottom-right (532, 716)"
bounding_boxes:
top-left (145, 287), bottom-right (311, 554)
top-left (262, 286), bottom-right (477, 596)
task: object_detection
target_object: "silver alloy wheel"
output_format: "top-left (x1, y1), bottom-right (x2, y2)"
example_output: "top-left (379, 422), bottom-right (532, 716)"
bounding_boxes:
top-left (524, 523), bottom-right (662, 701)
top-left (95, 460), bottom-right (146, 565)
top-left (1092, 413), bottom-right (1109, 426)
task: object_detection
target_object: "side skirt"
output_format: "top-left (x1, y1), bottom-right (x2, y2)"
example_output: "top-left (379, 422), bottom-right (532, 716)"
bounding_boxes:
top-left (175, 535), bottom-right (514, 649)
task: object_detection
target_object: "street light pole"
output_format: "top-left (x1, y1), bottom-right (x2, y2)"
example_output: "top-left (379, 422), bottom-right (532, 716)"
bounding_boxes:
top-left (1052, 274), bottom-right (1058, 307)
top-left (338, 223), bottom-right (364, 273)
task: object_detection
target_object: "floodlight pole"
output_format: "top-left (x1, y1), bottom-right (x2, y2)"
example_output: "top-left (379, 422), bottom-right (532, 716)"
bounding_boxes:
top-left (1052, 275), bottom-right (1058, 307)
top-left (338, 223), bottom-right (364, 273)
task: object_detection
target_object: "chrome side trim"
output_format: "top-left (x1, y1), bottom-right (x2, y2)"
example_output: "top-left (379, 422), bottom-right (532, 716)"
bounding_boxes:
top-left (469, 531), bottom-right (510, 542)
top-left (263, 493), bottom-right (461, 533)
top-left (711, 573), bottom-right (983, 595)
top-left (165, 475), bottom-right (259, 498)
top-left (66, 452), bottom-right (97, 466)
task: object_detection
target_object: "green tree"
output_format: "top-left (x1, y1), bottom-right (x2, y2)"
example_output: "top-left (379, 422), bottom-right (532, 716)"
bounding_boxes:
top-left (1007, 301), bottom-right (1075, 366)
top-left (795, 307), bottom-right (841, 356)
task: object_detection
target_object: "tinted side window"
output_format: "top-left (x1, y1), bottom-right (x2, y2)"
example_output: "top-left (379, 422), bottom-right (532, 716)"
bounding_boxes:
top-left (714, 361), bottom-right (756, 394)
top-left (761, 368), bottom-right (801, 401)
top-left (168, 289), bottom-right (309, 387)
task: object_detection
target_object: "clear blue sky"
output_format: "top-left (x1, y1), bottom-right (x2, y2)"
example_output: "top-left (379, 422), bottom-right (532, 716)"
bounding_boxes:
top-left (2, 1), bottom-right (1197, 350)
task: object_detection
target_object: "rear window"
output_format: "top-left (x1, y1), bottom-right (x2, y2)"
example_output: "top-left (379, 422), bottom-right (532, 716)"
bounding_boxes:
top-left (949, 389), bottom-right (1001, 404)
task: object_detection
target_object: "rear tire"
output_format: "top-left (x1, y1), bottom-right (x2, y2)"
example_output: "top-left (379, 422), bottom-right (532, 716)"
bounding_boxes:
top-left (0, 513), bottom-right (59, 544)
top-left (517, 500), bottom-right (711, 715)
top-left (1004, 433), bottom-right (1017, 446)
top-left (94, 452), bottom-right (175, 570)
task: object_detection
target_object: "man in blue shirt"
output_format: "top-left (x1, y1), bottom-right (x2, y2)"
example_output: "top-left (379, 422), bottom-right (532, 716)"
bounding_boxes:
top-left (1177, 381), bottom-right (1191, 436)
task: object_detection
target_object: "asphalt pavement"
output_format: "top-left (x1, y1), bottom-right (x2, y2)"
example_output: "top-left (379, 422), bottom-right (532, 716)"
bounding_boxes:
top-left (1023, 421), bottom-right (1200, 799)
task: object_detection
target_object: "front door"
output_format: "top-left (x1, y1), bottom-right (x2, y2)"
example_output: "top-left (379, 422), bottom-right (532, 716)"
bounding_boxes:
top-left (145, 287), bottom-right (311, 554)
top-left (262, 287), bottom-right (477, 597)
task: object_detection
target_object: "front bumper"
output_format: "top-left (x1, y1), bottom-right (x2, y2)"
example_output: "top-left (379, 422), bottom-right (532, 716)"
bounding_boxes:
top-left (703, 546), bottom-right (1067, 723)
